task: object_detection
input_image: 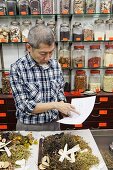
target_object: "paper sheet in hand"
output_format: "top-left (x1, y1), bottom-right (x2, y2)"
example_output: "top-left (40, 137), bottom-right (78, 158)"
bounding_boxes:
top-left (57, 96), bottom-right (96, 125)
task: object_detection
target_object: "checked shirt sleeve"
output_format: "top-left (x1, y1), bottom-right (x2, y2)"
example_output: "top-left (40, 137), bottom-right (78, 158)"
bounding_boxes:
top-left (10, 64), bottom-right (37, 115)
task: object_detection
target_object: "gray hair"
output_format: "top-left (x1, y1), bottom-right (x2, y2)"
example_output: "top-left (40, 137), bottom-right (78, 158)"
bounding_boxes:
top-left (28, 25), bottom-right (55, 49)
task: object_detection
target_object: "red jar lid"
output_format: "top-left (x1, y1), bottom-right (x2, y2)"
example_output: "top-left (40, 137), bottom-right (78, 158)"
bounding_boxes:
top-left (90, 45), bottom-right (100, 49)
top-left (74, 45), bottom-right (84, 49)
top-left (105, 70), bottom-right (113, 74)
top-left (76, 70), bottom-right (86, 75)
top-left (105, 45), bottom-right (113, 49)
top-left (90, 70), bottom-right (100, 74)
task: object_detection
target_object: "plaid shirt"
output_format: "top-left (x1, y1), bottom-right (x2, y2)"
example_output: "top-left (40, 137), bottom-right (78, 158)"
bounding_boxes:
top-left (10, 54), bottom-right (66, 124)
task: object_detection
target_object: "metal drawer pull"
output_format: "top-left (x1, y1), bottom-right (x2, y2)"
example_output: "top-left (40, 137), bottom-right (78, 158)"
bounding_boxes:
top-left (95, 102), bottom-right (101, 105)
top-left (92, 114), bottom-right (100, 117)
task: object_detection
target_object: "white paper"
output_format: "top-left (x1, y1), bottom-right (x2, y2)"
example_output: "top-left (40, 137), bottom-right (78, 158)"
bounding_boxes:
top-left (57, 96), bottom-right (96, 125)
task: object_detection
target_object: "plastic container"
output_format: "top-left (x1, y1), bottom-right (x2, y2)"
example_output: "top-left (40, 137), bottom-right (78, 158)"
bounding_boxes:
top-left (85, 0), bottom-right (96, 14)
top-left (72, 45), bottom-right (85, 68)
top-left (58, 45), bottom-right (70, 68)
top-left (10, 21), bottom-right (21, 42)
top-left (88, 45), bottom-right (102, 68)
top-left (94, 19), bottom-right (105, 41)
top-left (60, 0), bottom-right (70, 14)
top-left (104, 45), bottom-right (113, 67)
top-left (6, 0), bottom-right (17, 15)
top-left (21, 20), bottom-right (32, 42)
top-left (73, 0), bottom-right (84, 14)
top-left (100, 0), bottom-right (111, 13)
top-left (105, 19), bottom-right (113, 41)
top-left (0, 0), bottom-right (6, 15)
top-left (29, 0), bottom-right (41, 15)
top-left (75, 70), bottom-right (87, 92)
top-left (89, 70), bottom-right (101, 92)
top-left (18, 0), bottom-right (29, 15)
top-left (103, 70), bottom-right (113, 92)
top-left (72, 22), bottom-right (83, 41)
top-left (83, 23), bottom-right (94, 41)
top-left (0, 24), bottom-right (9, 43)
top-left (2, 72), bottom-right (11, 94)
top-left (60, 23), bottom-right (70, 41)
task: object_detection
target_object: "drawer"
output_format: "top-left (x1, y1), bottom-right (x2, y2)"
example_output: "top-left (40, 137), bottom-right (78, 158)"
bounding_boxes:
top-left (0, 111), bottom-right (17, 123)
top-left (0, 99), bottom-right (7, 110)
top-left (6, 99), bottom-right (16, 110)
top-left (86, 109), bottom-right (113, 121)
top-left (0, 123), bottom-right (16, 131)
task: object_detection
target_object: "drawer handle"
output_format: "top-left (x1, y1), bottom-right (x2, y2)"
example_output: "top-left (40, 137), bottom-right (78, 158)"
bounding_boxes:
top-left (92, 114), bottom-right (100, 118)
top-left (95, 102), bottom-right (101, 105)
top-left (91, 127), bottom-right (100, 130)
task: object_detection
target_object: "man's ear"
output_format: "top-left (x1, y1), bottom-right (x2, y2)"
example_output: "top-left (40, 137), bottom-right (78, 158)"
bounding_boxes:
top-left (26, 43), bottom-right (32, 52)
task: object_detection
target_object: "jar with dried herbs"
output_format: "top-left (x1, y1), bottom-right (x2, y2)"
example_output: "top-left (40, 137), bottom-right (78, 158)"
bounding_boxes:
top-left (10, 21), bottom-right (21, 42)
top-left (86, 0), bottom-right (96, 14)
top-left (59, 45), bottom-right (70, 68)
top-left (105, 19), bottom-right (113, 41)
top-left (0, 0), bottom-right (6, 15)
top-left (83, 23), bottom-right (94, 41)
top-left (88, 45), bottom-right (102, 68)
top-left (0, 24), bottom-right (9, 43)
top-left (42, 0), bottom-right (53, 14)
top-left (103, 70), bottom-right (113, 92)
top-left (60, 0), bottom-right (70, 14)
top-left (104, 45), bottom-right (113, 67)
top-left (75, 70), bottom-right (87, 92)
top-left (60, 23), bottom-right (70, 41)
top-left (100, 0), bottom-right (111, 13)
top-left (73, 0), bottom-right (84, 14)
top-left (21, 20), bottom-right (32, 42)
top-left (18, 0), bottom-right (29, 15)
top-left (47, 20), bottom-right (56, 36)
top-left (94, 19), bottom-right (105, 41)
top-left (89, 70), bottom-right (101, 92)
top-left (72, 22), bottom-right (83, 41)
top-left (72, 45), bottom-right (85, 68)
top-left (6, 0), bottom-right (17, 15)
top-left (2, 72), bottom-right (11, 94)
top-left (29, 0), bottom-right (41, 15)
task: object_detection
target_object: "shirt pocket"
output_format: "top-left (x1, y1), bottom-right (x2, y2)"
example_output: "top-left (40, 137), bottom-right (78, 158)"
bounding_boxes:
top-left (50, 80), bottom-right (60, 101)
top-left (25, 82), bottom-right (42, 102)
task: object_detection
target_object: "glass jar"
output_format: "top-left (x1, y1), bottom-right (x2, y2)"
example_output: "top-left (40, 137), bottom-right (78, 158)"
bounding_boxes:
top-left (88, 45), bottom-right (102, 68)
top-left (100, 0), bottom-right (111, 14)
top-left (73, 0), bottom-right (84, 14)
top-left (42, 0), bottom-right (53, 14)
top-left (35, 18), bottom-right (45, 25)
top-left (47, 20), bottom-right (56, 36)
top-left (18, 0), bottom-right (29, 15)
top-left (104, 45), bottom-right (113, 67)
top-left (72, 45), bottom-right (85, 68)
top-left (21, 20), bottom-right (32, 42)
top-left (60, 0), bottom-right (70, 14)
top-left (94, 19), bottom-right (105, 41)
top-left (2, 72), bottom-right (11, 94)
top-left (60, 23), bottom-right (70, 41)
top-left (103, 70), bottom-right (113, 92)
top-left (105, 19), bottom-right (113, 41)
top-left (10, 21), bottom-right (21, 42)
top-left (63, 70), bottom-right (71, 92)
top-left (0, 0), bottom-right (6, 15)
top-left (58, 45), bottom-right (70, 68)
top-left (0, 24), bottom-right (9, 43)
top-left (89, 70), bottom-right (101, 92)
top-left (6, 0), bottom-right (17, 15)
top-left (86, 0), bottom-right (96, 14)
top-left (75, 70), bottom-right (87, 92)
top-left (83, 23), bottom-right (94, 41)
top-left (72, 22), bottom-right (83, 41)
top-left (29, 0), bottom-right (41, 15)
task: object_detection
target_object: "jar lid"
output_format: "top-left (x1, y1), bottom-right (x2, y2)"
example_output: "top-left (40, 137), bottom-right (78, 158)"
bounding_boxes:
top-left (76, 70), bottom-right (86, 75)
top-left (90, 70), bottom-right (100, 74)
top-left (95, 19), bottom-right (104, 24)
top-left (106, 19), bottom-right (113, 24)
top-left (10, 21), bottom-right (20, 26)
top-left (74, 45), bottom-right (84, 49)
top-left (105, 44), bottom-right (113, 49)
top-left (47, 20), bottom-right (55, 26)
top-left (73, 22), bottom-right (81, 27)
top-left (22, 20), bottom-right (31, 25)
top-left (90, 45), bottom-right (100, 49)
top-left (61, 23), bottom-right (69, 27)
top-left (2, 72), bottom-right (10, 76)
top-left (105, 70), bottom-right (113, 74)
top-left (36, 19), bottom-right (45, 25)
